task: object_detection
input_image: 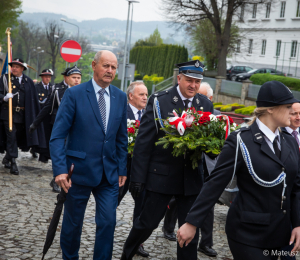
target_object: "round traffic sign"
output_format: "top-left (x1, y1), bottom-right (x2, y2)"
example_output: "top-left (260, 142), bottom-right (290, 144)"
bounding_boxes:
top-left (60, 40), bottom-right (82, 63)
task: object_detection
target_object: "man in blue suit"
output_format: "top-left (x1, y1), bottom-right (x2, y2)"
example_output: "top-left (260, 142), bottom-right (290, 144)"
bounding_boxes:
top-left (50, 50), bottom-right (128, 260)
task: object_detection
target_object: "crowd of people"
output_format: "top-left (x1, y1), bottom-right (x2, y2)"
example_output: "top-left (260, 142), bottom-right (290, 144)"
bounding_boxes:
top-left (2, 50), bottom-right (300, 260)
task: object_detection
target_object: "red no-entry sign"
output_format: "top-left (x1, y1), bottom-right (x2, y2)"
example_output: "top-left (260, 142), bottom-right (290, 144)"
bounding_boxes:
top-left (60, 40), bottom-right (82, 63)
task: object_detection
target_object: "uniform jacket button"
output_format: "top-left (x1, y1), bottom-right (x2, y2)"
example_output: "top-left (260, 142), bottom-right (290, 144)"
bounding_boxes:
top-left (283, 196), bottom-right (286, 201)
top-left (282, 167), bottom-right (285, 171)
top-left (283, 210), bottom-right (286, 214)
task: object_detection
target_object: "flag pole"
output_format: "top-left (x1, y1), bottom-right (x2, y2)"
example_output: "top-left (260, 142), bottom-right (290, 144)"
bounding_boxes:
top-left (5, 28), bottom-right (13, 132)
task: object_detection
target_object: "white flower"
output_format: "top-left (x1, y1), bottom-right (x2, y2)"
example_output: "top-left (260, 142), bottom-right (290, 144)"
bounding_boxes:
top-left (128, 137), bottom-right (133, 144)
top-left (209, 114), bottom-right (217, 122)
top-left (200, 107), bottom-right (203, 110)
top-left (224, 126), bottom-right (227, 131)
top-left (233, 123), bottom-right (237, 127)
top-left (131, 120), bottom-right (136, 124)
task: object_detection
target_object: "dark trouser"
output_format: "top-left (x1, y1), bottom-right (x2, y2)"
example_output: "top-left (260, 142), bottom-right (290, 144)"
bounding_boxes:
top-left (118, 156), bottom-right (145, 222)
top-left (228, 237), bottom-right (279, 260)
top-left (61, 174), bottom-right (119, 260)
top-left (164, 196), bottom-right (214, 247)
top-left (123, 191), bottom-right (199, 260)
top-left (3, 120), bottom-right (24, 159)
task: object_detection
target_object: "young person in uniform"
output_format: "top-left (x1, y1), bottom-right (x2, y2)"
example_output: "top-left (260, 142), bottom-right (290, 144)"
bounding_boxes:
top-left (177, 81), bottom-right (300, 260)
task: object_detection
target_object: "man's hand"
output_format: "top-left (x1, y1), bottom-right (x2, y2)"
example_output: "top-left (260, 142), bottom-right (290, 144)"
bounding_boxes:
top-left (129, 182), bottom-right (144, 198)
top-left (29, 123), bottom-right (37, 134)
top-left (55, 174), bottom-right (72, 193)
top-left (177, 223), bottom-right (197, 248)
top-left (290, 226), bottom-right (300, 253)
top-left (119, 176), bottom-right (127, 187)
top-left (3, 93), bottom-right (14, 102)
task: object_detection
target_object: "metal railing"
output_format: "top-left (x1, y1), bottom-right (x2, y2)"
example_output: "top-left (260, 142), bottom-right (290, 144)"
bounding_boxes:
top-left (220, 80), bottom-right (243, 97)
top-left (152, 76), bottom-right (174, 94)
top-left (202, 77), bottom-right (217, 91)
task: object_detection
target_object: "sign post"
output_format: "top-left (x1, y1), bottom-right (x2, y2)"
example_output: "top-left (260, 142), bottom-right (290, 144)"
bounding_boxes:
top-left (60, 40), bottom-right (82, 65)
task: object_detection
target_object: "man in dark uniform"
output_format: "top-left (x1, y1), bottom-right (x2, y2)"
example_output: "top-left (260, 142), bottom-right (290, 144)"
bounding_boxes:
top-left (120, 60), bottom-right (214, 260)
top-left (118, 81), bottom-right (149, 257)
top-left (31, 69), bottom-right (54, 162)
top-left (29, 65), bottom-right (82, 192)
top-left (0, 58), bottom-right (46, 175)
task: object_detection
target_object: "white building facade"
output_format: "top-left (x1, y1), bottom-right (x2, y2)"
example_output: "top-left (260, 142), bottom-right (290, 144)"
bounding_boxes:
top-left (230, 0), bottom-right (300, 78)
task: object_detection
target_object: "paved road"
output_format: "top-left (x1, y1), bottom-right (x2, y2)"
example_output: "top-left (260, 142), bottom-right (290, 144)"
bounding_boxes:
top-left (0, 151), bottom-right (234, 260)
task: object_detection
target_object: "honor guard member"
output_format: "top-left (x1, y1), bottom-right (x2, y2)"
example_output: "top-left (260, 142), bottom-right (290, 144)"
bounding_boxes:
top-left (121, 60), bottom-right (214, 260)
top-left (29, 65), bottom-right (82, 192)
top-left (0, 58), bottom-right (46, 175)
top-left (177, 81), bottom-right (300, 260)
top-left (31, 69), bottom-right (54, 162)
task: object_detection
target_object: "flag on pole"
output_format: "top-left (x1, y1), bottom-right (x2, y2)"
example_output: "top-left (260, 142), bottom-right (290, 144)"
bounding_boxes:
top-left (1, 53), bottom-right (8, 76)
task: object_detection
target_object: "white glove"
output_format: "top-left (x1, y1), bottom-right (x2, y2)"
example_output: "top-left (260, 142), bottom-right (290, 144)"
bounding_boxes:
top-left (3, 93), bottom-right (14, 102)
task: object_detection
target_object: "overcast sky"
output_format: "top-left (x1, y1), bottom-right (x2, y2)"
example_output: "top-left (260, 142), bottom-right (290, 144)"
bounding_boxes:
top-left (22, 0), bottom-right (165, 22)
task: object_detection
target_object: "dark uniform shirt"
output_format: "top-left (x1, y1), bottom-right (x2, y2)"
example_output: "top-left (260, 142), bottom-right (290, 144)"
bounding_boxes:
top-left (33, 81), bottom-right (69, 127)
top-left (130, 85), bottom-right (214, 196)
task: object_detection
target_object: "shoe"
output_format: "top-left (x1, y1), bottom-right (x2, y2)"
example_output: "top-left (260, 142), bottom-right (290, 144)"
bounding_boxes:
top-left (162, 226), bottom-right (176, 241)
top-left (10, 158), bottom-right (19, 175)
top-left (120, 253), bottom-right (128, 260)
top-left (2, 157), bottom-right (11, 168)
top-left (136, 244), bottom-right (149, 257)
top-left (39, 154), bottom-right (48, 163)
top-left (198, 245), bottom-right (218, 257)
top-left (30, 148), bottom-right (38, 158)
top-left (50, 178), bottom-right (60, 193)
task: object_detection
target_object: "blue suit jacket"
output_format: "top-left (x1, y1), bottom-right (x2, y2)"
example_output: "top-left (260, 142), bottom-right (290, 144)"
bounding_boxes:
top-left (50, 80), bottom-right (128, 187)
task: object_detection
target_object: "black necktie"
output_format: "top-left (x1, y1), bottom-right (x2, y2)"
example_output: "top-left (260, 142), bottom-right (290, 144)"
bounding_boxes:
top-left (273, 136), bottom-right (281, 159)
top-left (183, 100), bottom-right (189, 110)
top-left (137, 110), bottom-right (142, 121)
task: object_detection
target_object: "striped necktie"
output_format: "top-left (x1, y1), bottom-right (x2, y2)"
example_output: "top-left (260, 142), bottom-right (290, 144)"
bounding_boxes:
top-left (98, 88), bottom-right (106, 132)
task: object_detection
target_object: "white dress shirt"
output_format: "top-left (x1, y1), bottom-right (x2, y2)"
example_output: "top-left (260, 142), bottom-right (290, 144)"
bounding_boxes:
top-left (256, 118), bottom-right (281, 153)
top-left (42, 83), bottom-right (49, 90)
top-left (176, 85), bottom-right (194, 108)
top-left (92, 78), bottom-right (110, 130)
top-left (285, 127), bottom-right (300, 139)
top-left (129, 103), bottom-right (143, 120)
top-left (17, 75), bottom-right (23, 84)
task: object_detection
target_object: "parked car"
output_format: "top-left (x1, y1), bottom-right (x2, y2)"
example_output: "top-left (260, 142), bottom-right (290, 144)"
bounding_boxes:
top-left (226, 65), bottom-right (253, 81)
top-left (235, 68), bottom-right (286, 82)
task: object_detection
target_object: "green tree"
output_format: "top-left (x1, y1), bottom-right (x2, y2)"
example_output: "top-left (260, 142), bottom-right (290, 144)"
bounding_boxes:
top-left (147, 28), bottom-right (163, 46)
top-left (187, 19), bottom-right (239, 70)
top-left (0, 0), bottom-right (22, 38)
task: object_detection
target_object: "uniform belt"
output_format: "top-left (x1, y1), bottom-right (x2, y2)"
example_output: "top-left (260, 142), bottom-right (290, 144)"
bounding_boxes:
top-left (4, 105), bottom-right (25, 112)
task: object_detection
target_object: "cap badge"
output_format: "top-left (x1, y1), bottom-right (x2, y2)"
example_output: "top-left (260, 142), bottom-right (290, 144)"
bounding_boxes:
top-left (196, 98), bottom-right (200, 104)
top-left (195, 61), bottom-right (200, 68)
top-left (173, 96), bottom-right (178, 102)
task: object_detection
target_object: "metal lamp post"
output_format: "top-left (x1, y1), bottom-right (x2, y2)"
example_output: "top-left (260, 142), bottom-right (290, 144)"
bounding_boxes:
top-left (120, 0), bottom-right (139, 92)
top-left (36, 48), bottom-right (44, 79)
top-left (60, 18), bottom-right (80, 39)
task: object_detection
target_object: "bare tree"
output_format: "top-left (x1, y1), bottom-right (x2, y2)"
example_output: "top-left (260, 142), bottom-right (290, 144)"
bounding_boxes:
top-left (44, 20), bottom-right (65, 83)
top-left (161, 0), bottom-right (277, 76)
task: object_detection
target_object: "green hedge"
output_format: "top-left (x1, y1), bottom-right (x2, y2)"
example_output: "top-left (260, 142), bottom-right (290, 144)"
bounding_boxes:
top-left (235, 106), bottom-right (256, 115)
top-left (130, 44), bottom-right (188, 78)
top-left (250, 74), bottom-right (300, 90)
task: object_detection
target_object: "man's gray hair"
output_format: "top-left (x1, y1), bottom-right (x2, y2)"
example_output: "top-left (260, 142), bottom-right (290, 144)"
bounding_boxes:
top-left (200, 82), bottom-right (213, 98)
top-left (127, 81), bottom-right (146, 100)
top-left (94, 51), bottom-right (103, 63)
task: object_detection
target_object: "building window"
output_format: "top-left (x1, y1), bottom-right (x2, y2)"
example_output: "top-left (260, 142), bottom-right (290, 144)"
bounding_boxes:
top-left (236, 40), bottom-right (241, 53)
top-left (276, 40), bottom-right (282, 56)
top-left (280, 2), bottom-right (286, 18)
top-left (291, 41), bottom-right (298, 58)
top-left (261, 40), bottom-right (267, 55)
top-left (248, 39), bottom-right (253, 54)
top-left (252, 4), bottom-right (257, 18)
top-left (297, 1), bottom-right (300, 17)
top-left (240, 4), bottom-right (245, 21)
top-left (266, 3), bottom-right (271, 18)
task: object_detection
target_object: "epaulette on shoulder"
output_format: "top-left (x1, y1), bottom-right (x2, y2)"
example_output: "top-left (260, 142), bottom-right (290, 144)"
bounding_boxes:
top-left (153, 90), bottom-right (169, 98)
top-left (234, 125), bottom-right (250, 133)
